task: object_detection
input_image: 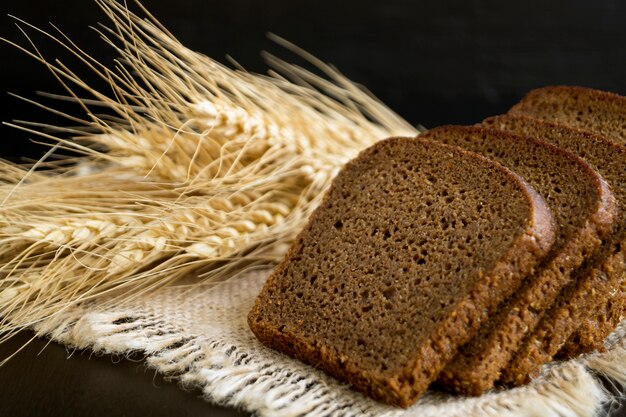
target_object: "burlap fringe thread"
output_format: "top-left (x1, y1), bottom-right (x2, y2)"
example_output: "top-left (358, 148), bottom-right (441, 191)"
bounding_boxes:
top-left (31, 269), bottom-right (626, 417)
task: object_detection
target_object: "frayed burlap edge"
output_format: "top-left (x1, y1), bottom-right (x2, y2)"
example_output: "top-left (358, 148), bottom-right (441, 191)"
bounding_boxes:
top-left (32, 269), bottom-right (623, 417)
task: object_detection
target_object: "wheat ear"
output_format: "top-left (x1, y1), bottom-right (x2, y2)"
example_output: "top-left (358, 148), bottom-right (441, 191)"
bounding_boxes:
top-left (0, 0), bottom-right (417, 345)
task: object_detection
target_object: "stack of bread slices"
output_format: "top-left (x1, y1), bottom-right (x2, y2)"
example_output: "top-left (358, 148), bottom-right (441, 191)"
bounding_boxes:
top-left (248, 86), bottom-right (626, 408)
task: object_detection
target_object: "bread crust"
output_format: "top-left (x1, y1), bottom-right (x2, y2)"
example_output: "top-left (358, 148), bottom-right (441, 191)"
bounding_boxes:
top-left (557, 288), bottom-right (626, 358)
top-left (481, 112), bottom-right (626, 385)
top-left (501, 247), bottom-right (626, 386)
top-left (421, 125), bottom-right (616, 396)
top-left (509, 85), bottom-right (626, 144)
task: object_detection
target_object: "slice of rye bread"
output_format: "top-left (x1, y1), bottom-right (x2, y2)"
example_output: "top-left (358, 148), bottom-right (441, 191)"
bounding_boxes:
top-left (501, 251), bottom-right (626, 386)
top-left (419, 126), bottom-right (616, 396)
top-left (484, 114), bottom-right (626, 359)
top-left (505, 86), bottom-right (626, 357)
top-left (248, 137), bottom-right (556, 407)
top-left (508, 85), bottom-right (626, 143)
top-left (557, 293), bottom-right (625, 358)
top-left (481, 115), bottom-right (626, 385)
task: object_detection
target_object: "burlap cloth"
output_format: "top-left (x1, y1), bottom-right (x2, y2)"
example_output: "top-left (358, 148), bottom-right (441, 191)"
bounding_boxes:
top-left (33, 269), bottom-right (626, 417)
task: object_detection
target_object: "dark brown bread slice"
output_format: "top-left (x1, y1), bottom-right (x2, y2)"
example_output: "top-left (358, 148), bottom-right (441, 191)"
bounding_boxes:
top-left (481, 115), bottom-right (626, 384)
top-left (557, 290), bottom-right (625, 358)
top-left (501, 250), bottom-right (626, 386)
top-left (508, 86), bottom-right (626, 144)
top-left (508, 90), bottom-right (626, 359)
top-left (505, 88), bottom-right (626, 356)
top-left (485, 114), bottom-right (626, 359)
top-left (558, 323), bottom-right (608, 357)
top-left (420, 126), bottom-right (616, 396)
top-left (248, 137), bottom-right (556, 407)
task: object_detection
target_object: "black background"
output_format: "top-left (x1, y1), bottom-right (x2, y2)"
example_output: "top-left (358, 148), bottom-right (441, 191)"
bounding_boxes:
top-left (1, 1), bottom-right (626, 416)
top-left (1, 0), bottom-right (626, 160)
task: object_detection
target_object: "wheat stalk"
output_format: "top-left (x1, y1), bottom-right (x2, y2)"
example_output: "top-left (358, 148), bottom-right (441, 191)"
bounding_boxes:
top-left (0, 0), bottom-right (417, 344)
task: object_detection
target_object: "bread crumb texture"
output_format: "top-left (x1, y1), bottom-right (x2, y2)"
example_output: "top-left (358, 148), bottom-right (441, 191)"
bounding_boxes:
top-left (248, 136), bottom-right (555, 407)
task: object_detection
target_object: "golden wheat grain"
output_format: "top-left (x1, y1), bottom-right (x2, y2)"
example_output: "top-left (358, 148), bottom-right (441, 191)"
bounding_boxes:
top-left (0, 0), bottom-right (417, 344)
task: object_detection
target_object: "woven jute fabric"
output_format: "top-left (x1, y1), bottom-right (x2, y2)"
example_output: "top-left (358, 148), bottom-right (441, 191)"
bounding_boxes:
top-left (32, 269), bottom-right (626, 417)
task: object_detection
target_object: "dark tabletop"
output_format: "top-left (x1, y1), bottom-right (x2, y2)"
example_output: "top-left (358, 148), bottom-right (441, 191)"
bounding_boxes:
top-left (0, 331), bottom-right (249, 417)
top-left (1, 331), bottom-right (626, 417)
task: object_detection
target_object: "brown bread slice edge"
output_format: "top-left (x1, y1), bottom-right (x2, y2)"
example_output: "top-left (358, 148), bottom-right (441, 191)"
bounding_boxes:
top-left (486, 114), bottom-right (626, 359)
top-left (481, 115), bottom-right (626, 385)
top-left (420, 125), bottom-right (616, 396)
top-left (504, 87), bottom-right (626, 357)
top-left (248, 137), bottom-right (555, 407)
top-left (557, 296), bottom-right (625, 358)
top-left (508, 85), bottom-right (626, 144)
top-left (501, 250), bottom-right (626, 386)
